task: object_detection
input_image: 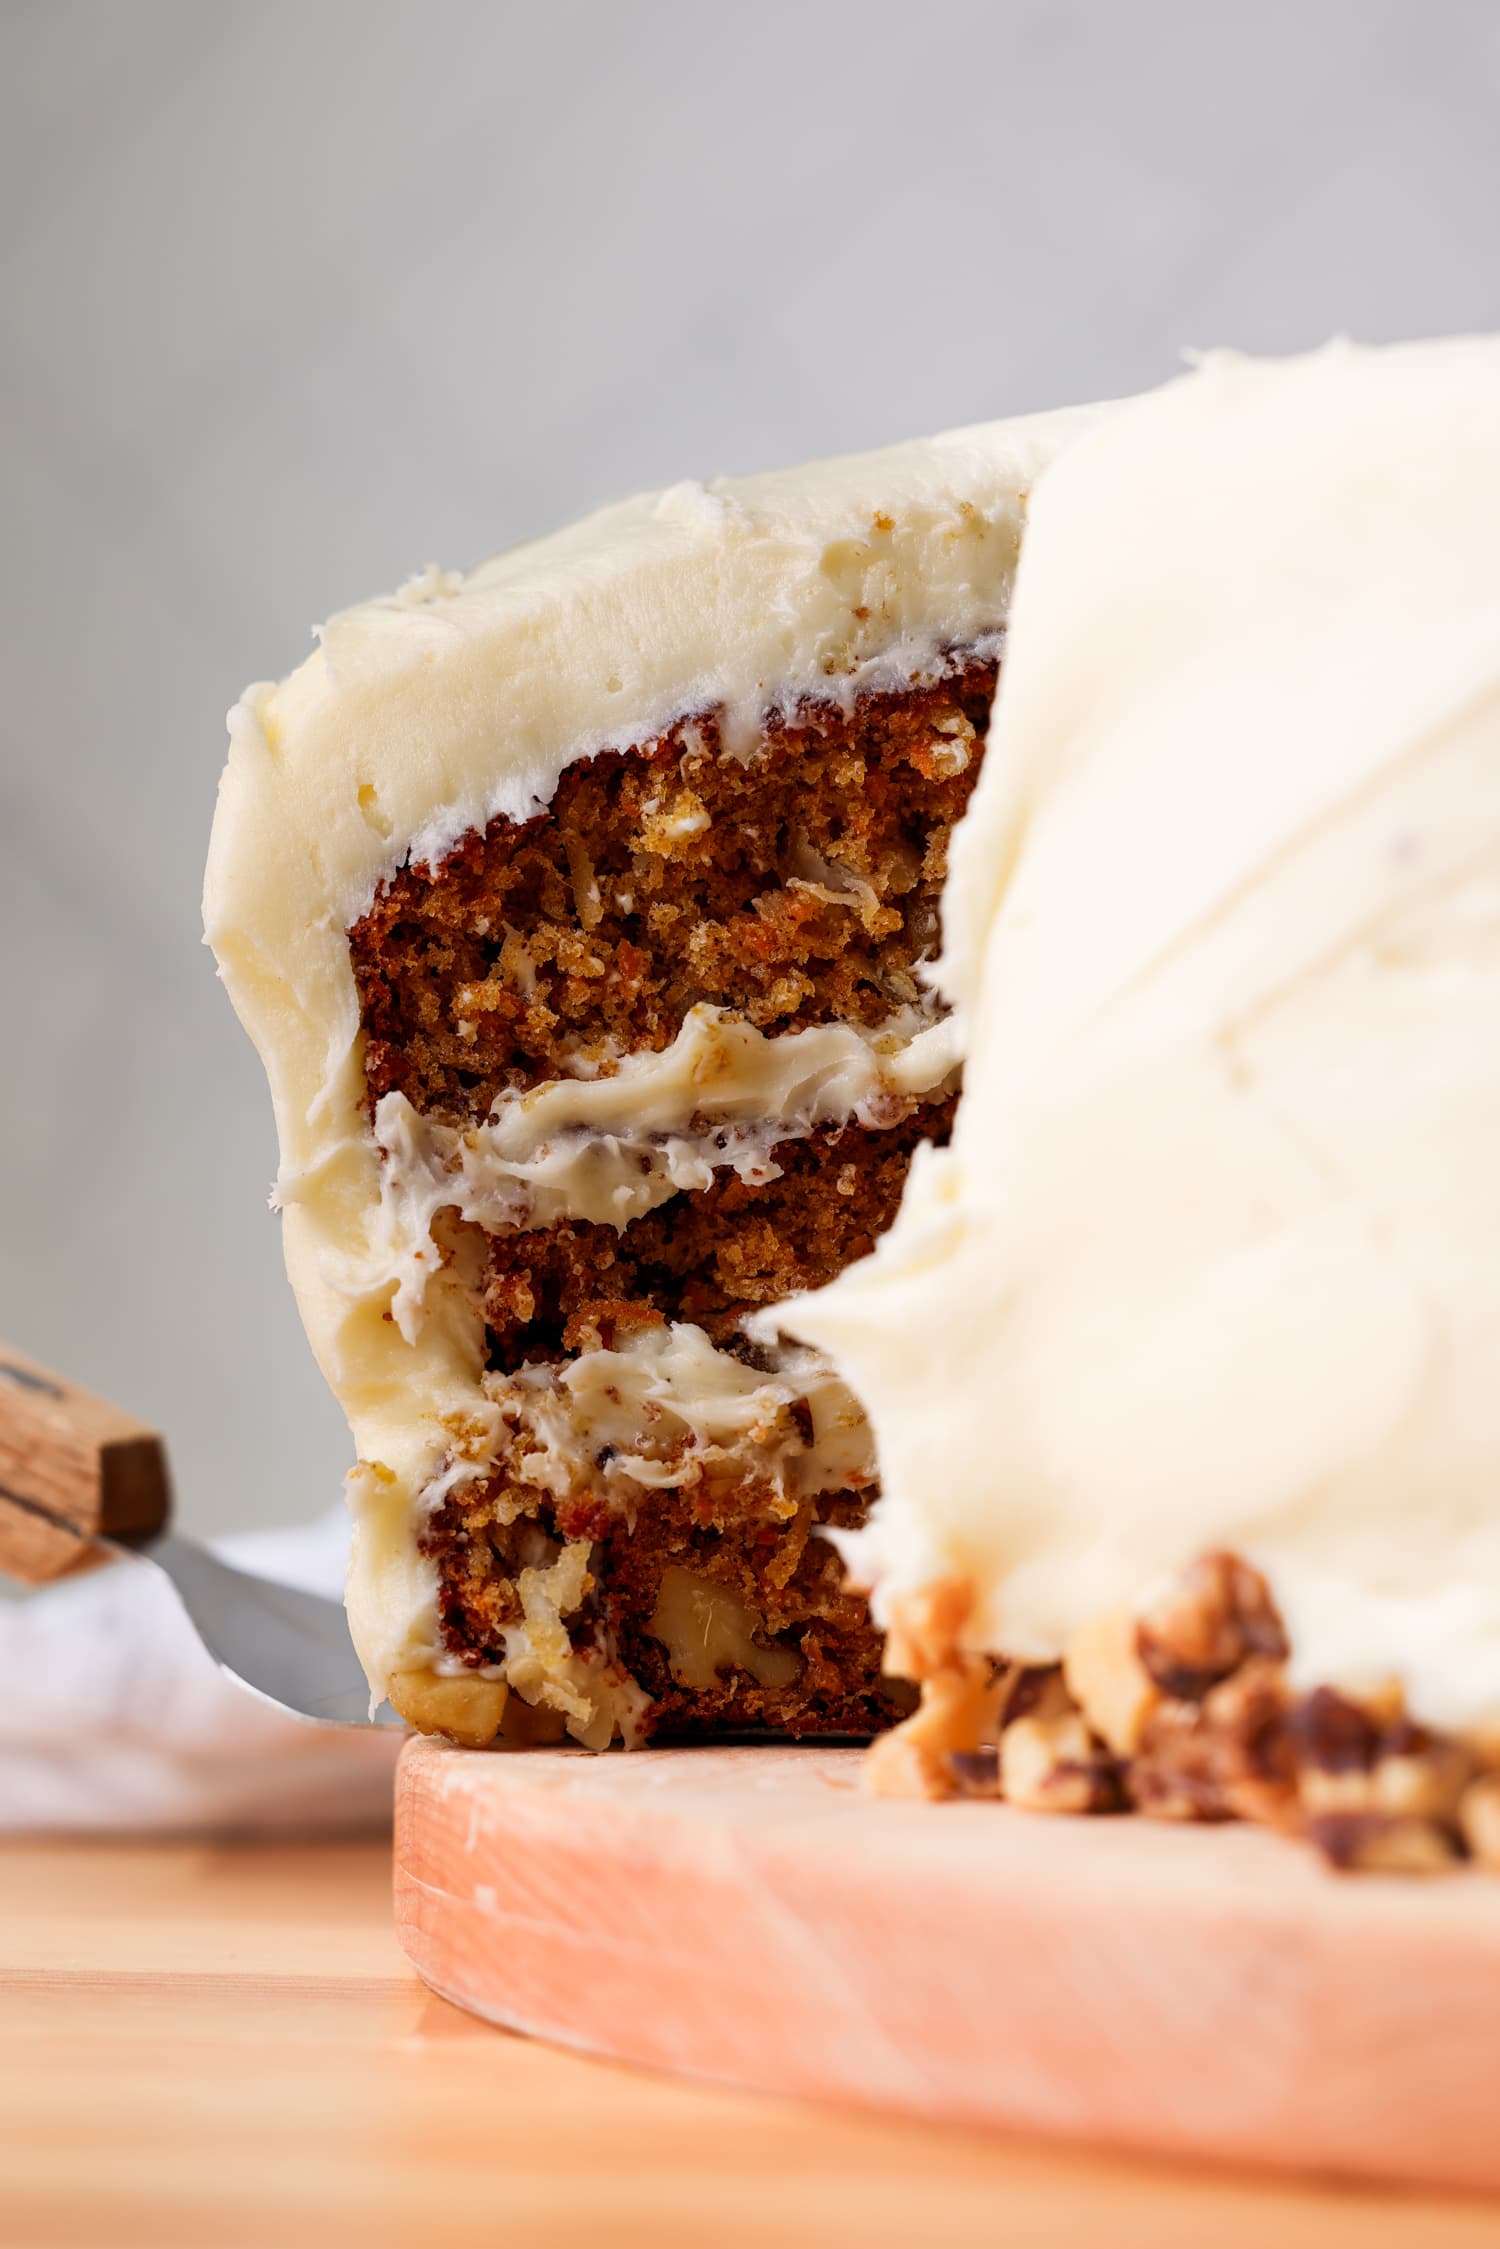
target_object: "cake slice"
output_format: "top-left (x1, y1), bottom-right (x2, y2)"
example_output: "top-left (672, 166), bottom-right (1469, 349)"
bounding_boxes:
top-left (204, 410), bottom-right (1088, 1748)
top-left (782, 338), bottom-right (1500, 1870)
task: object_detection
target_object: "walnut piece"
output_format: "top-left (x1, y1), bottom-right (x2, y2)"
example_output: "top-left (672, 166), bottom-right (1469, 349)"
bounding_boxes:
top-left (946, 1748), bottom-right (1001, 1798)
top-left (1304, 1813), bottom-right (1461, 1875)
top-left (498, 1691), bottom-right (570, 1747)
top-left (865, 1545), bottom-right (1495, 1876)
top-left (1129, 1658), bottom-right (1294, 1827)
top-left (879, 1573), bottom-right (974, 1684)
top-left (1000, 1716), bottom-right (1110, 1814)
top-left (865, 1576), bottom-right (1005, 1799)
top-left (388, 1668), bottom-right (508, 1748)
top-left (1136, 1552), bottom-right (1287, 1701)
top-left (864, 1655), bottom-right (1002, 1800)
top-left (998, 1673), bottom-right (1120, 1815)
top-left (1064, 1608), bottom-right (1162, 1757)
top-left (1283, 1684), bottom-right (1474, 1870)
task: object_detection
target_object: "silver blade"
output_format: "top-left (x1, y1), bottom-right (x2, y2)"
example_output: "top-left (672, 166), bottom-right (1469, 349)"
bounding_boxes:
top-left (119, 1532), bottom-right (402, 1728)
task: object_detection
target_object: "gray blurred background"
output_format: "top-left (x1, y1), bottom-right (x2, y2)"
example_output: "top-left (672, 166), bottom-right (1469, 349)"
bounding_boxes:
top-left (2, 0), bottom-right (1497, 1539)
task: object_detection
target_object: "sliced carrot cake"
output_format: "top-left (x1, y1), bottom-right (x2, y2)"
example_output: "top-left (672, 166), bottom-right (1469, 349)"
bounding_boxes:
top-left (203, 410), bottom-right (1087, 1749)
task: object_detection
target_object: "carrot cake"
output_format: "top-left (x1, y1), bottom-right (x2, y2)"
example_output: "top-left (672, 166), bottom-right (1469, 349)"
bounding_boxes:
top-left (781, 337), bottom-right (1500, 1871)
top-left (203, 409), bottom-right (1090, 1750)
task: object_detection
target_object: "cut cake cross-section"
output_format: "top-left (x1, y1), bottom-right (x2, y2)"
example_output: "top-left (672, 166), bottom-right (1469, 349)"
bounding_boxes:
top-left (203, 409), bottom-right (1090, 1748)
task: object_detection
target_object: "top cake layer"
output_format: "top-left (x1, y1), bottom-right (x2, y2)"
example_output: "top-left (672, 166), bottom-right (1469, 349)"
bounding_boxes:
top-left (203, 407), bottom-right (1091, 1702)
top-left (786, 336), bottom-right (1500, 1740)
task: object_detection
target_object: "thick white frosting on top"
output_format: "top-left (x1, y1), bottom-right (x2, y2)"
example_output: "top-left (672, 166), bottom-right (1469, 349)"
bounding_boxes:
top-left (203, 407), bottom-right (1089, 1700)
top-left (785, 338), bottom-right (1500, 1737)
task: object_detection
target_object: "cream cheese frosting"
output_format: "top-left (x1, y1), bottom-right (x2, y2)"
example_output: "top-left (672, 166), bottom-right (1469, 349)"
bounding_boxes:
top-left (204, 405), bottom-right (1092, 1702)
top-left (784, 337), bottom-right (1500, 1739)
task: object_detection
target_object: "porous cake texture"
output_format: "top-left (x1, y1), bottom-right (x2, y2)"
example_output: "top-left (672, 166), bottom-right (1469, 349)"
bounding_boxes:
top-left (204, 411), bottom-right (1087, 1748)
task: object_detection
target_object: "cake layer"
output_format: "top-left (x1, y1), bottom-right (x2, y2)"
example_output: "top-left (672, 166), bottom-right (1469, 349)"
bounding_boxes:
top-left (350, 662), bottom-right (995, 1119)
top-left (481, 1103), bottom-right (956, 1361)
top-left (421, 1319), bottom-right (900, 1742)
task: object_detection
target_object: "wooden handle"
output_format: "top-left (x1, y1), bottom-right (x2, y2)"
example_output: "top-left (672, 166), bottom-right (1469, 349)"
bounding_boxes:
top-left (0, 1342), bottom-right (172, 1585)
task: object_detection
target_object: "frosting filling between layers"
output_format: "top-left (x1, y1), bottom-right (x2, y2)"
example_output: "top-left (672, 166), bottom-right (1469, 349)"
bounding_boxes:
top-left (467, 1321), bottom-right (871, 1522)
top-left (357, 1004), bottom-right (960, 1340)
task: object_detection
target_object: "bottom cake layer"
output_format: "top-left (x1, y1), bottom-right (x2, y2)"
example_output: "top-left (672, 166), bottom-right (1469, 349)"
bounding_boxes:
top-left (397, 1110), bottom-right (952, 1747)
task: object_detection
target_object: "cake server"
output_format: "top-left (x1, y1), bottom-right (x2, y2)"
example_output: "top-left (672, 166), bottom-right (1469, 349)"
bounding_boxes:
top-left (0, 1341), bottom-right (398, 1727)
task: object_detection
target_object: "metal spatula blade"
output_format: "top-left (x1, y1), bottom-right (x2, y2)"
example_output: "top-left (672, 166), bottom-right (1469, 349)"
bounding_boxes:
top-left (0, 1342), bottom-right (401, 1729)
top-left (118, 1531), bottom-right (401, 1727)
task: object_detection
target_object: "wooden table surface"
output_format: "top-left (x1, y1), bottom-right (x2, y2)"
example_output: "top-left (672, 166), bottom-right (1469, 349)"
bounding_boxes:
top-left (1, 1837), bottom-right (1497, 2249)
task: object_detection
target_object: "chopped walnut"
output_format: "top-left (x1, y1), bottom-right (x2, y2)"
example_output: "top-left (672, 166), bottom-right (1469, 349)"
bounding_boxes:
top-left (498, 1691), bottom-right (570, 1747)
top-left (1128, 1700), bottom-right (1231, 1824)
top-left (864, 1577), bottom-right (1010, 1799)
top-left (999, 1672), bottom-right (1120, 1815)
top-left (1136, 1552), bottom-right (1288, 1701)
top-left (1201, 1657), bottom-right (1299, 1826)
top-left (946, 1748), bottom-right (1001, 1798)
top-left (878, 1573), bottom-right (973, 1685)
top-left (994, 1661), bottom-right (1068, 1729)
top-left (870, 1544), bottom-right (1495, 1877)
top-left (388, 1668), bottom-right (508, 1748)
top-left (1304, 1813), bottom-right (1461, 1875)
top-left (1129, 1658), bottom-right (1294, 1827)
top-left (1287, 1685), bottom-right (1473, 1832)
top-left (1064, 1608), bottom-right (1162, 1756)
top-left (864, 1655), bottom-right (1003, 1800)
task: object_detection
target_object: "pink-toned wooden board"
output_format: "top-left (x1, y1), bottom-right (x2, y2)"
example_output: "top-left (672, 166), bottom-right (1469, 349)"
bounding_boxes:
top-left (394, 1735), bottom-right (1500, 2192)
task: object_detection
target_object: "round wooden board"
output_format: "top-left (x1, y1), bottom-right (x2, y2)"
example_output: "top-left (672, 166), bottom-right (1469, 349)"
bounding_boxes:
top-left (394, 1734), bottom-right (1500, 2192)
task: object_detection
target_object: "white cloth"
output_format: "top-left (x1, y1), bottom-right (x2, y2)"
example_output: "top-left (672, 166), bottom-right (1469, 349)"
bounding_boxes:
top-left (0, 1511), bottom-right (401, 1835)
